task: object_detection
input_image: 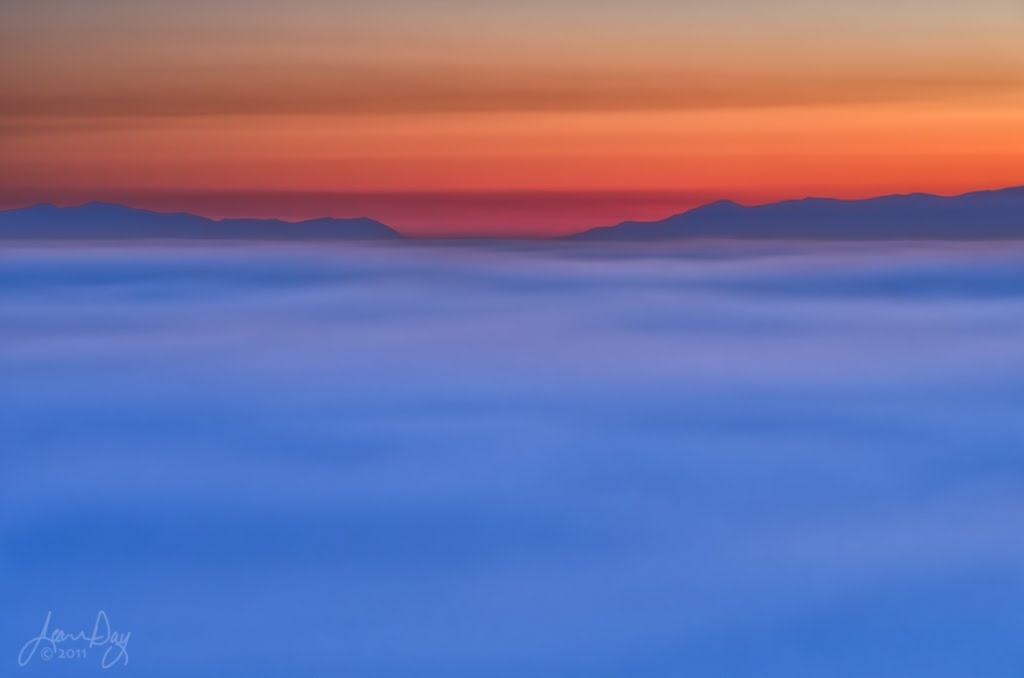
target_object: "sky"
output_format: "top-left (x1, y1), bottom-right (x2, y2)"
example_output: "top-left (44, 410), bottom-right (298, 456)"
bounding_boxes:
top-left (2, 0), bottom-right (1023, 236)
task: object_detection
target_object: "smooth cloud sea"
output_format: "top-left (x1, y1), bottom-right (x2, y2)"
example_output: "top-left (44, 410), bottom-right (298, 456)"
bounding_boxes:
top-left (2, 240), bottom-right (1024, 677)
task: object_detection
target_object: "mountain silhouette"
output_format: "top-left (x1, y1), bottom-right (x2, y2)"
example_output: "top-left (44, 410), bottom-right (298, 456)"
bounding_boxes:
top-left (4, 188), bottom-right (1024, 241)
top-left (0, 203), bottom-right (402, 240)
top-left (571, 187), bottom-right (1024, 241)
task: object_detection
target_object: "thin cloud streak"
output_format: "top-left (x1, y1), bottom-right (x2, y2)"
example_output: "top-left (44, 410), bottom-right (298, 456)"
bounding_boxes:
top-left (3, 66), bottom-right (1023, 119)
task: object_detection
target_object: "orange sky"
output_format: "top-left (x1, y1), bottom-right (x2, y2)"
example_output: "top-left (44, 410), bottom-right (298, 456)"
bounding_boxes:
top-left (2, 0), bottom-right (1023, 235)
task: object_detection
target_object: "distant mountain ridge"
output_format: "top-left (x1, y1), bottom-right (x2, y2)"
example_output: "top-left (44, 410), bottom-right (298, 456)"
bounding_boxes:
top-left (3, 188), bottom-right (1024, 241)
top-left (570, 187), bottom-right (1024, 241)
top-left (0, 203), bottom-right (402, 240)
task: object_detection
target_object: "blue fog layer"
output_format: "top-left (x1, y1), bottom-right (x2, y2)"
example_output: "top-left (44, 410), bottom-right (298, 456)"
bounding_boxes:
top-left (2, 241), bottom-right (1024, 676)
